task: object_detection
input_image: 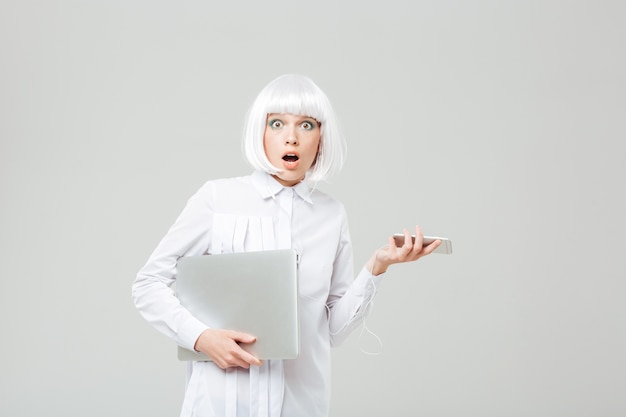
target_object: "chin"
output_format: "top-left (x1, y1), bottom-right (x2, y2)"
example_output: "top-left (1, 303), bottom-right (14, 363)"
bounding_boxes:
top-left (277, 172), bottom-right (304, 185)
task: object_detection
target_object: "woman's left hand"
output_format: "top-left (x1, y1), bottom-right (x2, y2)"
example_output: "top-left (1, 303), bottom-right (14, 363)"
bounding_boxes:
top-left (366, 225), bottom-right (441, 276)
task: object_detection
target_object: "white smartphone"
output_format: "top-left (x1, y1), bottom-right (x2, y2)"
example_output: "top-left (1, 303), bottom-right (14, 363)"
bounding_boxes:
top-left (392, 234), bottom-right (453, 255)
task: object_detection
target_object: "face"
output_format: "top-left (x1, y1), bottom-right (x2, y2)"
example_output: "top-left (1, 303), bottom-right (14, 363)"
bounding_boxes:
top-left (263, 113), bottom-right (321, 186)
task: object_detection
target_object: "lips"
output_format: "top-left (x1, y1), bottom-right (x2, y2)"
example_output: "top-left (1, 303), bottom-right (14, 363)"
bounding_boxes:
top-left (281, 153), bottom-right (300, 169)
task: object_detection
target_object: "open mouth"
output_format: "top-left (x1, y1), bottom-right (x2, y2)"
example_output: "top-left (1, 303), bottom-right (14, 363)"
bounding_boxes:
top-left (282, 154), bottom-right (299, 163)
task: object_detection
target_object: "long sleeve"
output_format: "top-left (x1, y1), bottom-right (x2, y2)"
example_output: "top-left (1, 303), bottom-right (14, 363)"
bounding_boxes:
top-left (326, 205), bottom-right (384, 347)
top-left (132, 182), bottom-right (214, 351)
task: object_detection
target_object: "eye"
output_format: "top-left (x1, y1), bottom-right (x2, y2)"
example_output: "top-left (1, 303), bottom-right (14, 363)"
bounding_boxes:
top-left (300, 120), bottom-right (316, 130)
top-left (269, 119), bottom-right (283, 129)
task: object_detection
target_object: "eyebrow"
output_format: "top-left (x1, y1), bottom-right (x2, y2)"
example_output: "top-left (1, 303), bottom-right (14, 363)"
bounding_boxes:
top-left (267, 114), bottom-right (316, 120)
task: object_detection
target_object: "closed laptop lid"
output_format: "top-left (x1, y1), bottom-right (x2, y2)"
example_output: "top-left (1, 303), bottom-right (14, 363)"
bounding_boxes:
top-left (175, 249), bottom-right (299, 361)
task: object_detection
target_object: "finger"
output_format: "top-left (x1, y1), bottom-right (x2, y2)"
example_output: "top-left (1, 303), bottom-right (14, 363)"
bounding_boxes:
top-left (228, 345), bottom-right (263, 368)
top-left (402, 228), bottom-right (413, 250)
top-left (403, 225), bottom-right (422, 258)
top-left (388, 235), bottom-right (398, 249)
top-left (228, 330), bottom-right (257, 345)
top-left (227, 331), bottom-right (263, 367)
top-left (239, 351), bottom-right (263, 367)
top-left (421, 239), bottom-right (441, 255)
top-left (216, 344), bottom-right (262, 369)
top-left (413, 225), bottom-right (424, 249)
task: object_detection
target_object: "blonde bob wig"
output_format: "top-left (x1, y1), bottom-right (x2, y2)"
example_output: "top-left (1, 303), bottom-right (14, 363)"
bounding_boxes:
top-left (242, 74), bottom-right (346, 183)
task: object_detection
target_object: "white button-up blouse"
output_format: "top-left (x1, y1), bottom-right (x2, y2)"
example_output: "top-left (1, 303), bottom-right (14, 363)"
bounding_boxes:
top-left (133, 170), bottom-right (383, 417)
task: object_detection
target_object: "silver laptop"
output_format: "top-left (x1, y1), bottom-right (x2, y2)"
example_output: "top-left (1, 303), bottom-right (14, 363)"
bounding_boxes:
top-left (175, 249), bottom-right (299, 361)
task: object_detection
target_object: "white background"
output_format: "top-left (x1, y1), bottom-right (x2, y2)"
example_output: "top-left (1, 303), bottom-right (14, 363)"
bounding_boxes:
top-left (1, 1), bottom-right (625, 416)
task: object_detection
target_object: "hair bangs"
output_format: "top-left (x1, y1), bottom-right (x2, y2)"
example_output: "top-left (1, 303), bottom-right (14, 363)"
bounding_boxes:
top-left (264, 84), bottom-right (326, 124)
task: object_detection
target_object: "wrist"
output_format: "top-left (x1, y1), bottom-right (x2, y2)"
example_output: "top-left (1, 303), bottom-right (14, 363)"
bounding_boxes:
top-left (367, 254), bottom-right (388, 276)
top-left (371, 263), bottom-right (388, 276)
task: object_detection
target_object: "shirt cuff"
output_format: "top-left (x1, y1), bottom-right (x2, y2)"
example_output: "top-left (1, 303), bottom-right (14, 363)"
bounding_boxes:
top-left (353, 266), bottom-right (384, 296)
top-left (178, 318), bottom-right (210, 352)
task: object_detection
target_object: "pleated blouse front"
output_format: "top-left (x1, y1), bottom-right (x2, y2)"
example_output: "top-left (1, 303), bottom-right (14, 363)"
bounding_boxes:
top-left (133, 170), bottom-right (382, 417)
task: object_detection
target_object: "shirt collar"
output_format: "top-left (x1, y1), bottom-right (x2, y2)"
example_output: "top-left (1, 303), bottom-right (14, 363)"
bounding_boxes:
top-left (251, 170), bottom-right (314, 204)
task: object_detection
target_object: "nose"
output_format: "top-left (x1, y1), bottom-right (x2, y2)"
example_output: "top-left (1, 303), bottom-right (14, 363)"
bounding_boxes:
top-left (284, 127), bottom-right (298, 145)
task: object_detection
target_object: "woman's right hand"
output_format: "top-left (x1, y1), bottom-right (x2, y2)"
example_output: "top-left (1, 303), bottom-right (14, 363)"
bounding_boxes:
top-left (193, 328), bottom-right (263, 369)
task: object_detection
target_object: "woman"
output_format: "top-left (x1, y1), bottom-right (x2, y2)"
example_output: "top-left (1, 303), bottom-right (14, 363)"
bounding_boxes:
top-left (132, 74), bottom-right (440, 417)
